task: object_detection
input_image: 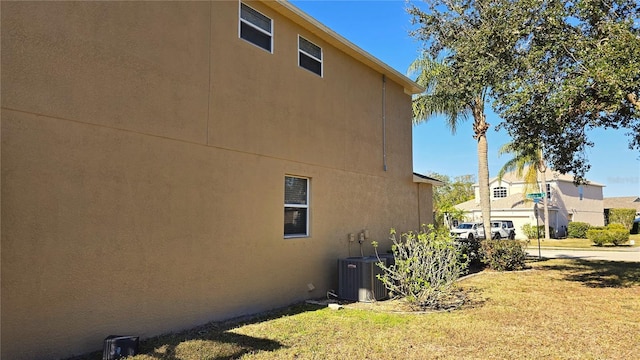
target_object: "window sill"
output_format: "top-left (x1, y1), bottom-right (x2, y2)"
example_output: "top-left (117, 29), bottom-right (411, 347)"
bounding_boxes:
top-left (284, 235), bottom-right (309, 239)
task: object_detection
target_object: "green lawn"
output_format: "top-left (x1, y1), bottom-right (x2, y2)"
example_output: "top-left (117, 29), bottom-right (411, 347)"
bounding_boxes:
top-left (71, 258), bottom-right (640, 360)
top-left (527, 233), bottom-right (640, 249)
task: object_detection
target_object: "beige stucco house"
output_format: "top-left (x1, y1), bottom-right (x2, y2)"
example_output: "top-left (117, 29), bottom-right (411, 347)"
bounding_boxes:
top-left (455, 170), bottom-right (605, 239)
top-left (1, 1), bottom-right (438, 359)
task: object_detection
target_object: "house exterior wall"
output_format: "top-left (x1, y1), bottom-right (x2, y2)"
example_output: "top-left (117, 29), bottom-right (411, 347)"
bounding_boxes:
top-left (554, 181), bottom-right (605, 226)
top-left (489, 180), bottom-right (519, 199)
top-left (1, 2), bottom-right (427, 359)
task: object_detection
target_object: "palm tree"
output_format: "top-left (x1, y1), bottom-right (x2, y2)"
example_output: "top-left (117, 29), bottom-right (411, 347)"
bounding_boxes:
top-left (497, 142), bottom-right (551, 240)
top-left (409, 55), bottom-right (492, 236)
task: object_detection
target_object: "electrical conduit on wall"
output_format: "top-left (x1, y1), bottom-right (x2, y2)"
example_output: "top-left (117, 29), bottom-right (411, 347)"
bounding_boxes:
top-left (382, 74), bottom-right (387, 172)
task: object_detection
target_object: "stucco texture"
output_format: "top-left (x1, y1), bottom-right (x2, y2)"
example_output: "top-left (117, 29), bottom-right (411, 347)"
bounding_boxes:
top-left (1, 2), bottom-right (428, 359)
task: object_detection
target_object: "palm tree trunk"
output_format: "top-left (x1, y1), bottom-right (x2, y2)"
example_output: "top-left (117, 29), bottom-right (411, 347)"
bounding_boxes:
top-left (472, 100), bottom-right (491, 237)
top-left (477, 134), bottom-right (491, 237)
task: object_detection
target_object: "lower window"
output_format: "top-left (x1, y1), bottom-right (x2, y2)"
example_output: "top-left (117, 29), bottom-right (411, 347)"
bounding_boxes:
top-left (284, 175), bottom-right (309, 237)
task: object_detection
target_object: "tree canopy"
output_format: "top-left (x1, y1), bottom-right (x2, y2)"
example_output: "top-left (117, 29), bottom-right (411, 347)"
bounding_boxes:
top-left (409, 0), bottom-right (640, 183)
top-left (428, 172), bottom-right (475, 227)
top-left (493, 0), bottom-right (640, 182)
top-left (408, 0), bottom-right (525, 232)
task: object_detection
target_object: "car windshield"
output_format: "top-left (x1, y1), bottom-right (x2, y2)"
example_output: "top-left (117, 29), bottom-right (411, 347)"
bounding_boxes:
top-left (491, 222), bottom-right (500, 228)
top-left (457, 223), bottom-right (473, 229)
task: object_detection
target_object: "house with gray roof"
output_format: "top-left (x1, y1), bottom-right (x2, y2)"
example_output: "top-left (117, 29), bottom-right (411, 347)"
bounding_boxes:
top-left (603, 196), bottom-right (640, 225)
top-left (455, 170), bottom-right (605, 239)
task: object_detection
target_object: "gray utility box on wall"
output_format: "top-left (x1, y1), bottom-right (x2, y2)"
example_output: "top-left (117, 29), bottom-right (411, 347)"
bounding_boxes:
top-left (338, 256), bottom-right (388, 302)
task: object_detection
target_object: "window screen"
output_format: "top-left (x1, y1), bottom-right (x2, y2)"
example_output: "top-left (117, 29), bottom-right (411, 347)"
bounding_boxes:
top-left (298, 36), bottom-right (322, 76)
top-left (240, 3), bottom-right (272, 52)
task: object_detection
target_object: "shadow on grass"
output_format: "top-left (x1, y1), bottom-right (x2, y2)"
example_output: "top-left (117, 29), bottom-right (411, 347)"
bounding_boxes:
top-left (68, 303), bottom-right (322, 360)
top-left (536, 258), bottom-right (640, 288)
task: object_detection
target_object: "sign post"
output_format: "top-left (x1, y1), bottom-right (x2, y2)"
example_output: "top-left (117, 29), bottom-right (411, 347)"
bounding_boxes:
top-left (527, 193), bottom-right (544, 260)
top-left (534, 199), bottom-right (541, 259)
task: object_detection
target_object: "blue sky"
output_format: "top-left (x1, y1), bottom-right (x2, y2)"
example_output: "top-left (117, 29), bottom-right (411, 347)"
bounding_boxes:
top-left (290, 0), bottom-right (640, 197)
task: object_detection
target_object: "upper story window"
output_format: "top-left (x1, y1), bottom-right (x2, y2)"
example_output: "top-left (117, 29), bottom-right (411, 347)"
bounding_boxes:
top-left (546, 183), bottom-right (551, 200)
top-left (493, 186), bottom-right (507, 198)
top-left (240, 3), bottom-right (272, 52)
top-left (298, 36), bottom-right (322, 76)
top-left (578, 185), bottom-right (583, 200)
top-left (284, 175), bottom-right (309, 238)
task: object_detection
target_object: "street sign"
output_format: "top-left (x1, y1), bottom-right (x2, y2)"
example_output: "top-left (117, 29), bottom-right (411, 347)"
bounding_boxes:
top-left (526, 192), bottom-right (545, 199)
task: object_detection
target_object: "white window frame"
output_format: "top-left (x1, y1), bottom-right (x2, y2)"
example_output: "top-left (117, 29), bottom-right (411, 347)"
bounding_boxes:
top-left (239, 2), bottom-right (273, 53)
top-left (284, 175), bottom-right (310, 238)
top-left (493, 186), bottom-right (507, 198)
top-left (298, 35), bottom-right (323, 76)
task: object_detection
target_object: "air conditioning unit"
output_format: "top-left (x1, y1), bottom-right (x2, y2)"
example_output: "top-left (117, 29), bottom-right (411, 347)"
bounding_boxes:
top-left (102, 335), bottom-right (139, 360)
top-left (338, 256), bottom-right (388, 302)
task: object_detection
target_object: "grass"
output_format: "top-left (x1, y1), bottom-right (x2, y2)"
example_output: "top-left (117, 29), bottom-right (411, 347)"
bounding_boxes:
top-left (526, 233), bottom-right (640, 249)
top-left (71, 258), bottom-right (640, 360)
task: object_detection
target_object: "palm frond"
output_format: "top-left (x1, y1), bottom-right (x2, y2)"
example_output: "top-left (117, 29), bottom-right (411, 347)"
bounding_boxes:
top-left (409, 54), bottom-right (471, 132)
top-left (497, 140), bottom-right (547, 197)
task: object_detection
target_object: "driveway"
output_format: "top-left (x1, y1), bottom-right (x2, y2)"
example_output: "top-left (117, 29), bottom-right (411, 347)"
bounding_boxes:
top-left (526, 247), bottom-right (640, 262)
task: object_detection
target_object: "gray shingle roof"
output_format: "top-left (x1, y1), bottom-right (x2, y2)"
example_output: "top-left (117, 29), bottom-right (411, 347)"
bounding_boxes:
top-left (455, 193), bottom-right (551, 211)
top-left (603, 196), bottom-right (640, 210)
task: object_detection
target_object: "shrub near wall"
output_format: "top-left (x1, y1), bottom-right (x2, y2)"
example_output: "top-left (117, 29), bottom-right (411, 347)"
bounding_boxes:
top-left (568, 222), bottom-right (591, 238)
top-left (608, 208), bottom-right (636, 230)
top-left (374, 227), bottom-right (467, 310)
top-left (521, 224), bottom-right (537, 240)
top-left (521, 224), bottom-right (554, 239)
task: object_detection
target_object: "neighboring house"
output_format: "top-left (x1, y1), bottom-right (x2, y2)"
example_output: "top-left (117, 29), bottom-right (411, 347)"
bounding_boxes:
top-left (454, 170), bottom-right (605, 239)
top-left (1, 2), bottom-right (434, 359)
top-left (603, 196), bottom-right (640, 222)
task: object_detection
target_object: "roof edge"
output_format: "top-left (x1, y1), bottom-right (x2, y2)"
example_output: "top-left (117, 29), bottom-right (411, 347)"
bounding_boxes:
top-left (263, 1), bottom-right (424, 95)
top-left (413, 172), bottom-right (445, 186)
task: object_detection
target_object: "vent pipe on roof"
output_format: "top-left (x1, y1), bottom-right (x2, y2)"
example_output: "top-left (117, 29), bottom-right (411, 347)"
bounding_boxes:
top-left (382, 74), bottom-right (387, 171)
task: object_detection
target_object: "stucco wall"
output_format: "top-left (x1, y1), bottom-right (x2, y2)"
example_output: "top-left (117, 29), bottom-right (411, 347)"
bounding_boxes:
top-left (555, 182), bottom-right (605, 226)
top-left (1, 2), bottom-right (427, 359)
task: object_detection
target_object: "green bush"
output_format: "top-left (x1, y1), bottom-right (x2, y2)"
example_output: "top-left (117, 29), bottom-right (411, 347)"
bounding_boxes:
top-left (568, 222), bottom-right (590, 238)
top-left (587, 229), bottom-right (609, 246)
top-left (456, 237), bottom-right (483, 271)
top-left (374, 226), bottom-right (467, 310)
top-left (587, 226), bottom-right (630, 246)
top-left (480, 240), bottom-right (528, 271)
top-left (610, 230), bottom-right (629, 245)
top-left (521, 224), bottom-right (553, 239)
top-left (608, 208), bottom-right (636, 230)
top-left (607, 228), bottom-right (629, 246)
top-left (607, 223), bottom-right (627, 231)
top-left (521, 224), bottom-right (535, 239)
